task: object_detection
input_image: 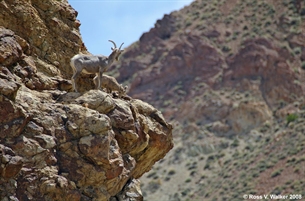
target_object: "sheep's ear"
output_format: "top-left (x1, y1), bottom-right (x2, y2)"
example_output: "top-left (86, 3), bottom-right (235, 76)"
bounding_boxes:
top-left (111, 47), bottom-right (114, 51)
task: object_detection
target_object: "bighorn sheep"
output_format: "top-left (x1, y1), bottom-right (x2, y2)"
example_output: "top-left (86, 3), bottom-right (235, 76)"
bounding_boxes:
top-left (101, 74), bottom-right (128, 98)
top-left (70, 40), bottom-right (124, 92)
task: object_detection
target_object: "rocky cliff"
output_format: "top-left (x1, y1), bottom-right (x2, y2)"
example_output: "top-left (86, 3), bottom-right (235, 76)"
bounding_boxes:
top-left (0, 0), bottom-right (173, 200)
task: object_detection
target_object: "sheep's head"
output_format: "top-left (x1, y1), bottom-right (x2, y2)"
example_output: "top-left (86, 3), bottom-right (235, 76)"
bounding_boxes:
top-left (109, 40), bottom-right (124, 61)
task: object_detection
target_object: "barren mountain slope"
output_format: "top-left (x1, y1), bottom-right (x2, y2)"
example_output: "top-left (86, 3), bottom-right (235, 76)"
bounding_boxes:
top-left (109, 0), bottom-right (305, 200)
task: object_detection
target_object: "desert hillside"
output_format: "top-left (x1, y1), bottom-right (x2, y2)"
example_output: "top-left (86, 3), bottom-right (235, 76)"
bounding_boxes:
top-left (0, 0), bottom-right (173, 200)
top-left (107, 0), bottom-right (305, 200)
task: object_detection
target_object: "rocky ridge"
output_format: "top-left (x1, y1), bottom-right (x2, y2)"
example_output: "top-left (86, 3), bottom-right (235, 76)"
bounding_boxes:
top-left (0, 0), bottom-right (173, 200)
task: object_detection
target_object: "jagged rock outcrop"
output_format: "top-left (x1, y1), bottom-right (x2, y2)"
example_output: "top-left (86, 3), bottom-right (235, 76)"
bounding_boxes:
top-left (0, 0), bottom-right (84, 76)
top-left (0, 0), bottom-right (173, 200)
top-left (223, 38), bottom-right (303, 109)
top-left (0, 86), bottom-right (172, 201)
top-left (119, 34), bottom-right (224, 101)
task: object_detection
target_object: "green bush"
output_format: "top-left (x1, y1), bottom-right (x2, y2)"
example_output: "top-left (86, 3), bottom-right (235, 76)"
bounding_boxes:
top-left (286, 113), bottom-right (298, 125)
top-left (301, 61), bottom-right (305, 70)
top-left (293, 47), bottom-right (302, 55)
top-left (231, 138), bottom-right (239, 147)
top-left (185, 178), bottom-right (192, 183)
top-left (271, 169), bottom-right (282, 178)
top-left (168, 169), bottom-right (176, 175)
top-left (222, 45), bottom-right (231, 53)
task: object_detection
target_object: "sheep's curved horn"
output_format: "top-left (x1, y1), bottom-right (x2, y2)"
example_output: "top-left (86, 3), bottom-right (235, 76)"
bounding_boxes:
top-left (119, 42), bottom-right (124, 50)
top-left (108, 40), bottom-right (117, 49)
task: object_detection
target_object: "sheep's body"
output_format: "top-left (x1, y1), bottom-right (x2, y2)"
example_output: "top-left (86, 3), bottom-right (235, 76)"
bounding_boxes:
top-left (70, 54), bottom-right (108, 92)
top-left (99, 74), bottom-right (128, 98)
top-left (70, 40), bottom-right (124, 92)
top-left (71, 55), bottom-right (109, 74)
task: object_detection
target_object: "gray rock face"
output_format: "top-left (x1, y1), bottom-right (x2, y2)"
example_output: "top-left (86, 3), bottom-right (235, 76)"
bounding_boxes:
top-left (0, 1), bottom-right (173, 200)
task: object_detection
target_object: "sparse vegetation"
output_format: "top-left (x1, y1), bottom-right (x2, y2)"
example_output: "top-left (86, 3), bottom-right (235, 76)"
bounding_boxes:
top-left (140, 0), bottom-right (305, 200)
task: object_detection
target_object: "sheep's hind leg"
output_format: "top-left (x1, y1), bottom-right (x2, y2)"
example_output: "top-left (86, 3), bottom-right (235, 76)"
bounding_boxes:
top-left (94, 72), bottom-right (103, 91)
top-left (93, 73), bottom-right (103, 92)
top-left (71, 71), bottom-right (81, 92)
top-left (93, 74), bottom-right (101, 90)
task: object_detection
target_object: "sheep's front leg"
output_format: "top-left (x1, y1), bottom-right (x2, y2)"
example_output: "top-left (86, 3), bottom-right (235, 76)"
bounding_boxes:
top-left (93, 74), bottom-right (98, 89)
top-left (93, 74), bottom-right (100, 90)
top-left (94, 71), bottom-right (103, 90)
